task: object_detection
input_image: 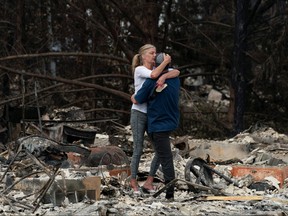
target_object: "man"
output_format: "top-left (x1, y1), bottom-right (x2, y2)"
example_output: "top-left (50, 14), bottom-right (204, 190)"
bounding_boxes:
top-left (133, 74), bottom-right (180, 200)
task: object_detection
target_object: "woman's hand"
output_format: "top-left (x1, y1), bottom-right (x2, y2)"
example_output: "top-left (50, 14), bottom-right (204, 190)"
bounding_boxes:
top-left (163, 53), bottom-right (171, 64)
top-left (131, 94), bottom-right (138, 104)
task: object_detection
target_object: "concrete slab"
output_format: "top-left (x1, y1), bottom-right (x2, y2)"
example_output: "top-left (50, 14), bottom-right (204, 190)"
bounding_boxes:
top-left (188, 141), bottom-right (250, 162)
top-left (13, 175), bottom-right (101, 206)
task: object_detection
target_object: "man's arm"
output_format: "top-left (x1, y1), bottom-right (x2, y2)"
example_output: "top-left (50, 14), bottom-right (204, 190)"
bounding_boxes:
top-left (133, 79), bottom-right (155, 104)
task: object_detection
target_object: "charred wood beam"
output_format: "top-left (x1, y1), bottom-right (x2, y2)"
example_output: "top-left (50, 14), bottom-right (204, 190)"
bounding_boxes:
top-left (32, 168), bottom-right (60, 213)
top-left (2, 195), bottom-right (34, 210)
top-left (34, 81), bottom-right (43, 134)
top-left (202, 163), bottom-right (240, 187)
top-left (23, 117), bottom-right (119, 124)
top-left (84, 108), bottom-right (130, 115)
top-left (0, 150), bottom-right (22, 183)
top-left (25, 150), bottom-right (58, 178)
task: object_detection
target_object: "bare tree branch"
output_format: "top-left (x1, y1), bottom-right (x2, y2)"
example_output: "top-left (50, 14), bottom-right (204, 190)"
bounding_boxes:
top-left (0, 65), bottom-right (131, 102)
top-left (0, 52), bottom-right (130, 63)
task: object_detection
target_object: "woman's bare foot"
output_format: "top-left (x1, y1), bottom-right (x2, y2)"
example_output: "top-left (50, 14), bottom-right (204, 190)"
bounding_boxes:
top-left (142, 176), bottom-right (156, 192)
top-left (130, 178), bottom-right (140, 194)
top-left (142, 182), bottom-right (155, 190)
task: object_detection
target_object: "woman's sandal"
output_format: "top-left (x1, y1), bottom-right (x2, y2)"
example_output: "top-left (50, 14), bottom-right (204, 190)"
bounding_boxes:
top-left (141, 186), bottom-right (156, 194)
top-left (131, 186), bottom-right (142, 196)
top-left (133, 189), bottom-right (142, 196)
top-left (130, 179), bottom-right (142, 196)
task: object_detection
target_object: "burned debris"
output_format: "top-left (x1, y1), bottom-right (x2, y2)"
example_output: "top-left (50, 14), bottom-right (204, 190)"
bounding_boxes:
top-left (0, 106), bottom-right (130, 213)
top-left (0, 106), bottom-right (288, 215)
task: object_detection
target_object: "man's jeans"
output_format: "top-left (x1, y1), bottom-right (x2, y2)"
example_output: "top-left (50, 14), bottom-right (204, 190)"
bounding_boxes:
top-left (148, 131), bottom-right (175, 199)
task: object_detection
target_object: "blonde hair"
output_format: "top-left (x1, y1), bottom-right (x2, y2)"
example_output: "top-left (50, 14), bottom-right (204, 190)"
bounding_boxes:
top-left (131, 44), bottom-right (156, 74)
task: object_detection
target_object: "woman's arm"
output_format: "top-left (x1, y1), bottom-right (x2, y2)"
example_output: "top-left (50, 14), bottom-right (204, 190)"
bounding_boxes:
top-left (150, 54), bottom-right (171, 79)
top-left (157, 69), bottom-right (180, 86)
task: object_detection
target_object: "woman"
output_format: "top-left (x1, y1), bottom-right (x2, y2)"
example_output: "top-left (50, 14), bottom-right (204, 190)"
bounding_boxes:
top-left (130, 44), bottom-right (180, 195)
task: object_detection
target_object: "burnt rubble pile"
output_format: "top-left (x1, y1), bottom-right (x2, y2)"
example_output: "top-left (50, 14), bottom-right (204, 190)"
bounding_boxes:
top-left (0, 107), bottom-right (288, 215)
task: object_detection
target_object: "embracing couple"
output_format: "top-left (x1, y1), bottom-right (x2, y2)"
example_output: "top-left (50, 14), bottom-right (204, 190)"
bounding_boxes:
top-left (130, 44), bottom-right (180, 201)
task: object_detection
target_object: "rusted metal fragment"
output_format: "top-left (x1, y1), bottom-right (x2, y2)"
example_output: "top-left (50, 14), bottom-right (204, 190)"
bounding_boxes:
top-left (67, 145), bottom-right (129, 167)
top-left (231, 165), bottom-right (288, 188)
top-left (84, 146), bottom-right (129, 167)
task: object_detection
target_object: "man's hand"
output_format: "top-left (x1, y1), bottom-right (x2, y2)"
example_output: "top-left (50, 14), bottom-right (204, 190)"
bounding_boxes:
top-left (156, 76), bottom-right (166, 86)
